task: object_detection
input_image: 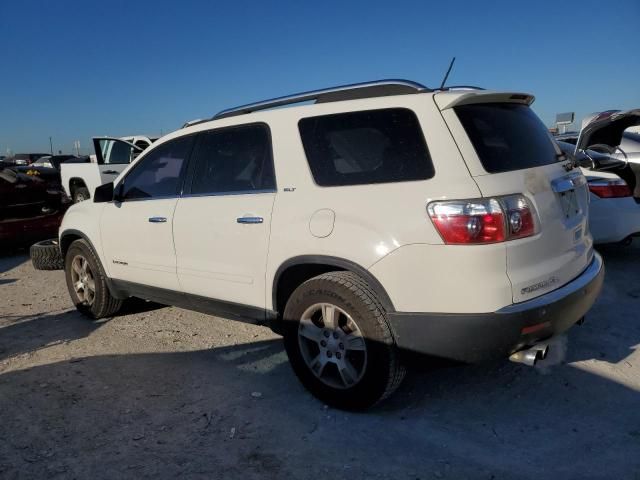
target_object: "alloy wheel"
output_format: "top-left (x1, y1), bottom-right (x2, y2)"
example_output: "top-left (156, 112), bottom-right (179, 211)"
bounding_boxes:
top-left (70, 254), bottom-right (96, 305)
top-left (297, 302), bottom-right (368, 389)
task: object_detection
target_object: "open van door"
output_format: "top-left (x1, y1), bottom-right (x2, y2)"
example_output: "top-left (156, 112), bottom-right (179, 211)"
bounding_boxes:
top-left (93, 137), bottom-right (143, 186)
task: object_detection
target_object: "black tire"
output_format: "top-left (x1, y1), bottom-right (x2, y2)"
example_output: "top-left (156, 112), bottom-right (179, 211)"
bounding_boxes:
top-left (64, 239), bottom-right (122, 319)
top-left (73, 186), bottom-right (90, 203)
top-left (30, 239), bottom-right (64, 270)
top-left (283, 271), bottom-right (405, 410)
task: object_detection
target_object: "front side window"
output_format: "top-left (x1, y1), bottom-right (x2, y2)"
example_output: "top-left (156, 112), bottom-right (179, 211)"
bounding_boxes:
top-left (189, 124), bottom-right (275, 195)
top-left (298, 108), bottom-right (434, 187)
top-left (121, 136), bottom-right (192, 200)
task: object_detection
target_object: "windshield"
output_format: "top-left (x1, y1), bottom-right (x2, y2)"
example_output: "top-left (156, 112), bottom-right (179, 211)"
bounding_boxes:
top-left (456, 103), bottom-right (561, 173)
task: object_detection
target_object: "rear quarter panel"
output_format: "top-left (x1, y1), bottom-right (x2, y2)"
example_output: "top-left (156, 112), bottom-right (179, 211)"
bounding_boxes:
top-left (262, 94), bottom-right (484, 311)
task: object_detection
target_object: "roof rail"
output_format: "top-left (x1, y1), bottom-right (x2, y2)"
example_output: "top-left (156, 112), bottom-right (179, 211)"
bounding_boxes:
top-left (213, 79), bottom-right (431, 120)
top-left (181, 118), bottom-right (207, 129)
top-left (433, 85), bottom-right (485, 92)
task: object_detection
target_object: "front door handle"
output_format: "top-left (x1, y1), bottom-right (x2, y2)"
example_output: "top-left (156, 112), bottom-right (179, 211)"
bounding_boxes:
top-left (148, 217), bottom-right (167, 223)
top-left (103, 170), bottom-right (119, 174)
top-left (237, 216), bottom-right (263, 224)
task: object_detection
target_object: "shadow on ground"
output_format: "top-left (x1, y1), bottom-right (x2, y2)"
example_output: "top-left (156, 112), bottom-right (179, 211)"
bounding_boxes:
top-left (0, 245), bottom-right (638, 478)
top-left (0, 298), bottom-right (166, 362)
top-left (0, 251), bottom-right (28, 274)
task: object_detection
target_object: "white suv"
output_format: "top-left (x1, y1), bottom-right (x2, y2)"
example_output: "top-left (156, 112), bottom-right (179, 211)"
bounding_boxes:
top-left (56, 80), bottom-right (604, 409)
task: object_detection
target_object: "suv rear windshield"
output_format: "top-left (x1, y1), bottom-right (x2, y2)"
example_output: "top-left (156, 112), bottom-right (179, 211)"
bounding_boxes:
top-left (298, 108), bottom-right (434, 186)
top-left (455, 103), bottom-right (560, 173)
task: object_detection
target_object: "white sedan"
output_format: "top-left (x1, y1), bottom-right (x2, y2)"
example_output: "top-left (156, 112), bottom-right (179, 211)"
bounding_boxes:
top-left (581, 168), bottom-right (640, 244)
top-left (556, 109), bottom-right (640, 245)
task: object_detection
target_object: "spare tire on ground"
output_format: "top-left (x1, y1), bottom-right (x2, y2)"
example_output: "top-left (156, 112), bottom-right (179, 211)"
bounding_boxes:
top-left (30, 239), bottom-right (64, 270)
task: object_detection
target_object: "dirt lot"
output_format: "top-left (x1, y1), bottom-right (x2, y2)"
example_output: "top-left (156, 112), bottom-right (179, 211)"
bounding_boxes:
top-left (1, 244), bottom-right (639, 479)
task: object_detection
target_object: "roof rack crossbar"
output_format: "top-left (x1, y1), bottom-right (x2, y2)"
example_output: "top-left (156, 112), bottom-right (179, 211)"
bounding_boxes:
top-left (213, 79), bottom-right (431, 120)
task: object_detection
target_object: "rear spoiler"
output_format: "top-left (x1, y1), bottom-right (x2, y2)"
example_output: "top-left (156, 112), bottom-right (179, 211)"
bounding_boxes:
top-left (434, 91), bottom-right (535, 110)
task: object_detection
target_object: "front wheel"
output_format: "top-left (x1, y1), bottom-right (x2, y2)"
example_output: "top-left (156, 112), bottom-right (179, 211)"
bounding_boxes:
top-left (283, 271), bottom-right (405, 410)
top-left (73, 186), bottom-right (90, 203)
top-left (64, 239), bottom-right (122, 319)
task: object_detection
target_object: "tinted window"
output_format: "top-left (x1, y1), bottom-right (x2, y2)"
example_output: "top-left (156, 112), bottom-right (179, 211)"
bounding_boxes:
top-left (121, 137), bottom-right (192, 200)
top-left (298, 108), bottom-right (434, 187)
top-left (189, 124), bottom-right (275, 195)
top-left (98, 139), bottom-right (137, 165)
top-left (456, 103), bottom-right (560, 173)
top-left (109, 141), bottom-right (135, 164)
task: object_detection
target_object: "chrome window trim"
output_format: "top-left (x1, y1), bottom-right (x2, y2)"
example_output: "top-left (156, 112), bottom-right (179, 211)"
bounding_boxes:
top-left (114, 194), bottom-right (180, 203)
top-left (115, 189), bottom-right (278, 204)
top-left (182, 188), bottom-right (277, 198)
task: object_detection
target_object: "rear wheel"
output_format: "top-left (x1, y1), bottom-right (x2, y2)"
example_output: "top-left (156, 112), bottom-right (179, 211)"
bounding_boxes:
top-left (73, 186), bottom-right (90, 203)
top-left (64, 239), bottom-right (122, 319)
top-left (283, 271), bottom-right (405, 410)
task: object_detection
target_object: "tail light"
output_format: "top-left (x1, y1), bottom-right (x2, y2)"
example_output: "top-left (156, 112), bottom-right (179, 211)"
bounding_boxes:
top-left (427, 194), bottom-right (537, 245)
top-left (588, 178), bottom-right (631, 198)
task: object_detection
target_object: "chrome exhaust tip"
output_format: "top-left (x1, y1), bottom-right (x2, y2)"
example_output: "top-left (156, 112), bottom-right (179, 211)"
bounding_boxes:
top-left (532, 343), bottom-right (549, 360)
top-left (509, 349), bottom-right (541, 367)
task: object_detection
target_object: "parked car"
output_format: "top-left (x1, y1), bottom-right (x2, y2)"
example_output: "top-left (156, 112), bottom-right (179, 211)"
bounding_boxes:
top-left (11, 154), bottom-right (91, 189)
top-left (555, 109), bottom-right (640, 244)
top-left (31, 154), bottom-right (90, 170)
top-left (43, 80), bottom-right (604, 409)
top-left (61, 136), bottom-right (157, 203)
top-left (2, 153), bottom-right (50, 166)
top-left (0, 168), bottom-right (70, 246)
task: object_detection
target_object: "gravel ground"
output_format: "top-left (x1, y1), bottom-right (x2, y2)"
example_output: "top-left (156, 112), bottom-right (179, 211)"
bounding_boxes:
top-left (0, 244), bottom-right (639, 479)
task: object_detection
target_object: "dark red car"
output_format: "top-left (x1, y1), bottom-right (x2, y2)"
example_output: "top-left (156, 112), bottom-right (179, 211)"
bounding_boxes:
top-left (0, 168), bottom-right (70, 246)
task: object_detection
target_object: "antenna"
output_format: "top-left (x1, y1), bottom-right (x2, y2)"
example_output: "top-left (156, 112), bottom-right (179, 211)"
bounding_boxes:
top-left (439, 57), bottom-right (456, 89)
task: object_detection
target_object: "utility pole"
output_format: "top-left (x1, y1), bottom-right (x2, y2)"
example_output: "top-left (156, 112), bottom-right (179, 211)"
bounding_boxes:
top-left (49, 137), bottom-right (54, 156)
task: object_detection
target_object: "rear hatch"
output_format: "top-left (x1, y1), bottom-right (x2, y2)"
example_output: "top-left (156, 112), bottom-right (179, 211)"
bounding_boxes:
top-left (436, 92), bottom-right (593, 303)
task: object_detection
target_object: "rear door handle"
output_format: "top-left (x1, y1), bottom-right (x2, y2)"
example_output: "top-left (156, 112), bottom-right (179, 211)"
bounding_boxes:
top-left (237, 216), bottom-right (263, 224)
top-left (148, 217), bottom-right (167, 223)
top-left (103, 170), bottom-right (119, 174)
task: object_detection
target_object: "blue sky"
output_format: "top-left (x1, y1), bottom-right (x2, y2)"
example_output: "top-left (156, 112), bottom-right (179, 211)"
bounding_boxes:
top-left (1, 0), bottom-right (638, 154)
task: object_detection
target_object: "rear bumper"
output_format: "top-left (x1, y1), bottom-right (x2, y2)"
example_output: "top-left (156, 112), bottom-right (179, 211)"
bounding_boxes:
top-left (387, 253), bottom-right (604, 363)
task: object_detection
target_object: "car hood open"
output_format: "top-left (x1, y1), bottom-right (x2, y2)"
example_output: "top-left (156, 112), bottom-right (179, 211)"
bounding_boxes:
top-left (577, 108), bottom-right (640, 151)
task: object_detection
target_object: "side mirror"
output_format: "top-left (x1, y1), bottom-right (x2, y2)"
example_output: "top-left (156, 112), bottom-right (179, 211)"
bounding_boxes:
top-left (93, 182), bottom-right (114, 203)
top-left (114, 182), bottom-right (125, 202)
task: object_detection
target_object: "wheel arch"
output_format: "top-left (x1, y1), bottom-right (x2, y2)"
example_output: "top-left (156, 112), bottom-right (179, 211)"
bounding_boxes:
top-left (69, 178), bottom-right (89, 198)
top-left (271, 255), bottom-right (396, 320)
top-left (59, 228), bottom-right (126, 300)
top-left (59, 229), bottom-right (93, 257)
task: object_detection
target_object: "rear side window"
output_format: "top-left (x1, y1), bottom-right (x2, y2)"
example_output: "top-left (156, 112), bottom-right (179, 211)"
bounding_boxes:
top-left (189, 124), bottom-right (275, 195)
top-left (455, 103), bottom-right (560, 173)
top-left (298, 108), bottom-right (434, 186)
